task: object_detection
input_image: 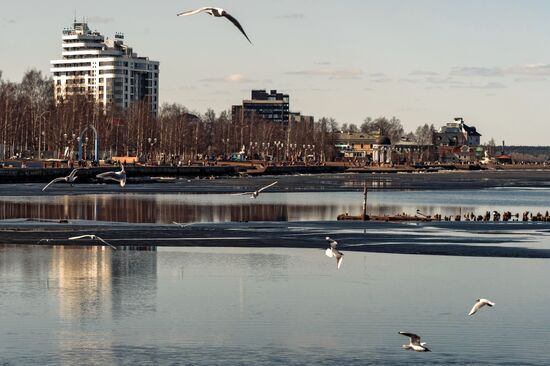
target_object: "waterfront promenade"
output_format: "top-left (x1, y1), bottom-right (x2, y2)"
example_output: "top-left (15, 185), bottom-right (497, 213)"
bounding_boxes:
top-left (1, 160), bottom-right (549, 184)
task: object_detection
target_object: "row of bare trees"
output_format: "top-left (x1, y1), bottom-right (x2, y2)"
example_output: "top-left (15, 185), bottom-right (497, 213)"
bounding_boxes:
top-left (0, 69), bottom-right (340, 162)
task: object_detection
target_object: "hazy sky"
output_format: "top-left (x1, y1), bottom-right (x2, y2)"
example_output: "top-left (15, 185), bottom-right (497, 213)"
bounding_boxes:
top-left (1, 0), bottom-right (549, 144)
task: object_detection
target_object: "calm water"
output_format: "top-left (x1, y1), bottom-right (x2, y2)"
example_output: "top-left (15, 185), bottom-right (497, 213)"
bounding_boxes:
top-left (1, 187), bottom-right (550, 223)
top-left (0, 246), bottom-right (549, 365)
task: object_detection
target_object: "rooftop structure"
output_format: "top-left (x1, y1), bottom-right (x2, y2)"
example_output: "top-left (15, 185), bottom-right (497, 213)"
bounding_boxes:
top-left (435, 117), bottom-right (481, 146)
top-left (50, 20), bottom-right (159, 114)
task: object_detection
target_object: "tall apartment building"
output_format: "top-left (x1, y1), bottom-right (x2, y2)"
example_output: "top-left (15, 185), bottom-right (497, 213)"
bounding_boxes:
top-left (50, 20), bottom-right (159, 114)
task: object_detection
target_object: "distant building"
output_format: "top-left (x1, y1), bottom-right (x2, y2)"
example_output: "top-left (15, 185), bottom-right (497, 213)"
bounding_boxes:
top-left (289, 112), bottom-right (314, 125)
top-left (50, 20), bottom-right (159, 114)
top-left (334, 132), bottom-right (376, 159)
top-left (435, 117), bottom-right (483, 162)
top-left (435, 117), bottom-right (481, 147)
top-left (232, 89), bottom-right (314, 126)
top-left (392, 137), bottom-right (438, 165)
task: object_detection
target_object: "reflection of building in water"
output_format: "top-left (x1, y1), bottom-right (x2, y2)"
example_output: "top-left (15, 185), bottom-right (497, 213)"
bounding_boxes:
top-left (49, 246), bottom-right (113, 321)
top-left (110, 248), bottom-right (158, 319)
top-left (48, 246), bottom-right (157, 322)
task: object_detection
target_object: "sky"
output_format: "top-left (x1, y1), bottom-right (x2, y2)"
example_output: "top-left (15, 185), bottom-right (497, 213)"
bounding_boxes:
top-left (1, 0), bottom-right (549, 145)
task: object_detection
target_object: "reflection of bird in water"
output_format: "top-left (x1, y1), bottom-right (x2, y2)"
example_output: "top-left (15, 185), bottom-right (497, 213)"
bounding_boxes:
top-left (96, 164), bottom-right (126, 187)
top-left (172, 221), bottom-right (194, 229)
top-left (468, 298), bottom-right (495, 316)
top-left (177, 6), bottom-right (252, 44)
top-left (42, 169), bottom-right (79, 191)
top-left (232, 181), bottom-right (278, 199)
top-left (399, 332), bottom-right (431, 352)
top-left (68, 234), bottom-right (117, 250)
top-left (325, 236), bottom-right (343, 269)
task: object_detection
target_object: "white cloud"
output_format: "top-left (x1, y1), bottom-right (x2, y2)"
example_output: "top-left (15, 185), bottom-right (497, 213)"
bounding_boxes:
top-left (451, 81), bottom-right (506, 89)
top-left (451, 64), bottom-right (550, 77)
top-left (513, 76), bottom-right (547, 83)
top-left (285, 68), bottom-right (363, 80)
top-left (369, 77), bottom-right (392, 83)
top-left (399, 78), bottom-right (421, 84)
top-left (200, 74), bottom-right (255, 83)
top-left (409, 70), bottom-right (438, 76)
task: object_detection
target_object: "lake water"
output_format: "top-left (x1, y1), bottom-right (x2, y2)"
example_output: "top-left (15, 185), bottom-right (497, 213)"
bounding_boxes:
top-left (0, 246), bottom-right (549, 365)
top-left (1, 187), bottom-right (550, 364)
top-left (1, 187), bottom-right (550, 223)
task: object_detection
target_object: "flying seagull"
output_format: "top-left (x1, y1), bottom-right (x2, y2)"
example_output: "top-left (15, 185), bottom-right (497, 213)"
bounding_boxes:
top-left (399, 332), bottom-right (431, 352)
top-left (177, 7), bottom-right (252, 44)
top-left (232, 181), bottom-right (278, 199)
top-left (69, 234), bottom-right (117, 250)
top-left (42, 169), bottom-right (79, 191)
top-left (96, 164), bottom-right (126, 187)
top-left (469, 298), bottom-right (495, 316)
top-left (325, 236), bottom-right (343, 269)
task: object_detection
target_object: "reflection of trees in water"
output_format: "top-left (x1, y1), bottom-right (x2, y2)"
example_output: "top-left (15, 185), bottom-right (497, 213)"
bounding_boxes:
top-left (0, 197), bottom-right (334, 222)
top-left (110, 248), bottom-right (158, 319)
top-left (0, 196), bottom-right (477, 223)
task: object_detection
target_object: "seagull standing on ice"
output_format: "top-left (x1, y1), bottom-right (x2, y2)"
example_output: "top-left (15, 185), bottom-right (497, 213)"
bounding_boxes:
top-left (399, 332), bottom-right (431, 352)
top-left (42, 169), bottom-right (79, 191)
top-left (177, 7), bottom-right (252, 44)
top-left (69, 234), bottom-right (117, 250)
top-left (468, 298), bottom-right (495, 316)
top-left (96, 164), bottom-right (126, 187)
top-left (325, 236), bottom-right (343, 269)
top-left (232, 181), bottom-right (278, 199)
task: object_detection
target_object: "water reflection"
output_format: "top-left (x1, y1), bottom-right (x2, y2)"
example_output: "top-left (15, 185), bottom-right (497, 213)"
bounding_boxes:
top-left (0, 189), bottom-right (550, 223)
top-left (1, 246), bottom-right (550, 364)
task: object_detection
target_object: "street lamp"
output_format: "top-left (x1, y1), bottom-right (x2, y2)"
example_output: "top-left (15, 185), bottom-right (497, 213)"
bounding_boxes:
top-left (76, 136), bottom-right (81, 160)
top-left (41, 131), bottom-right (46, 158)
top-left (84, 136), bottom-right (89, 161)
top-left (147, 137), bottom-right (158, 164)
top-left (37, 111), bottom-right (49, 160)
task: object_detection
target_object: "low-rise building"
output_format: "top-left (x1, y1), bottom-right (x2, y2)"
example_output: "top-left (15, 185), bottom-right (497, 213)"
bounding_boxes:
top-left (333, 132), bottom-right (377, 159)
top-left (392, 137), bottom-right (438, 165)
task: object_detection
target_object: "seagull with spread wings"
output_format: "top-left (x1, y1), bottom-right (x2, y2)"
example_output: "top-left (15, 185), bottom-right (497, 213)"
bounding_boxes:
top-left (172, 221), bottom-right (194, 229)
top-left (399, 332), bottom-right (431, 352)
top-left (69, 234), bottom-right (117, 250)
top-left (177, 6), bottom-right (252, 44)
top-left (96, 164), bottom-right (126, 187)
top-left (468, 298), bottom-right (495, 316)
top-left (42, 169), bottom-right (79, 191)
top-left (325, 236), bottom-right (344, 269)
top-left (232, 181), bottom-right (277, 199)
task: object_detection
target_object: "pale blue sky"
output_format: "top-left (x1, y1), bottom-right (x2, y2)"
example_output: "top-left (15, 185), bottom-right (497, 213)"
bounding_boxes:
top-left (1, 0), bottom-right (549, 144)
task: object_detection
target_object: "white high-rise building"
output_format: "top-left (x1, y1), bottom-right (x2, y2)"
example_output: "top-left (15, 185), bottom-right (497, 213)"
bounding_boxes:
top-left (50, 20), bottom-right (159, 114)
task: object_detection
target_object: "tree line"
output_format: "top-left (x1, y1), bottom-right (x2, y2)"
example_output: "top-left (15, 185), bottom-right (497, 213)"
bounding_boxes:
top-left (1, 69), bottom-right (444, 162)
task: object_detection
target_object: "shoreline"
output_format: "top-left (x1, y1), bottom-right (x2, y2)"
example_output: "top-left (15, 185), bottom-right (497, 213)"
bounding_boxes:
top-left (0, 169), bottom-right (549, 196)
top-left (1, 163), bottom-right (550, 184)
top-left (2, 219), bottom-right (550, 259)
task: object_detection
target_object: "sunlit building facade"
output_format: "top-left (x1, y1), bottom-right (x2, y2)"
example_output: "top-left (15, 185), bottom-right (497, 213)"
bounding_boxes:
top-left (50, 20), bottom-right (159, 114)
